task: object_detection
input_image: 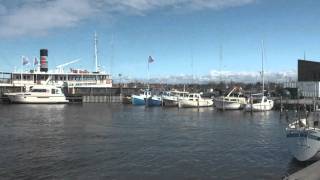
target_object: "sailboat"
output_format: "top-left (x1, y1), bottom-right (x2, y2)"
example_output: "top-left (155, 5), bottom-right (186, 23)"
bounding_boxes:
top-left (244, 41), bottom-right (274, 112)
top-left (286, 111), bottom-right (320, 161)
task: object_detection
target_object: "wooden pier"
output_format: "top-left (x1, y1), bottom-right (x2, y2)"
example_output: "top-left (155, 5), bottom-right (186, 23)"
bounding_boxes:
top-left (274, 98), bottom-right (320, 111)
top-left (284, 160), bottom-right (320, 180)
top-left (82, 95), bottom-right (122, 103)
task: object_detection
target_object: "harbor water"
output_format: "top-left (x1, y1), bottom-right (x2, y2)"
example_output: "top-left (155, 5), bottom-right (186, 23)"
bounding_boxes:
top-left (0, 104), bottom-right (315, 179)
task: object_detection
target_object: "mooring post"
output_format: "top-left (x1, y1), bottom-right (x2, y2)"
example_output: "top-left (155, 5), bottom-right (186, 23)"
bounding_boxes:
top-left (197, 98), bottom-right (200, 112)
top-left (250, 94), bottom-right (253, 114)
top-left (280, 96), bottom-right (283, 112)
top-left (222, 96), bottom-right (225, 111)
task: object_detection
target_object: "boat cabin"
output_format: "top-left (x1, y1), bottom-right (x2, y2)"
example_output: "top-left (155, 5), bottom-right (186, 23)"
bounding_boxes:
top-left (29, 85), bottom-right (64, 95)
top-left (187, 93), bottom-right (202, 101)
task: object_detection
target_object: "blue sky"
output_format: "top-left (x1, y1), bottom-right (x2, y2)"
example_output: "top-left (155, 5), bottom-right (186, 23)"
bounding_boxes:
top-left (0, 0), bottom-right (319, 82)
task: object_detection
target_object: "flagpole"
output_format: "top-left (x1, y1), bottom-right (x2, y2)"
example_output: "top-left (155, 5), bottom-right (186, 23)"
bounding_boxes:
top-left (36, 64), bottom-right (37, 84)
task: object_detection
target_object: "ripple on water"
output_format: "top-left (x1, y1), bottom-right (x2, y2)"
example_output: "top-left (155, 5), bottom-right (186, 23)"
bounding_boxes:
top-left (0, 104), bottom-right (311, 179)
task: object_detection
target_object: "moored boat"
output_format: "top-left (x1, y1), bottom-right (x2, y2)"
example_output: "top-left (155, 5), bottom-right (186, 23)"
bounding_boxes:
top-left (5, 84), bottom-right (68, 104)
top-left (214, 87), bottom-right (246, 110)
top-left (131, 90), bottom-right (151, 105)
top-left (146, 95), bottom-right (162, 107)
top-left (244, 40), bottom-right (274, 112)
top-left (286, 112), bottom-right (320, 161)
top-left (178, 93), bottom-right (213, 108)
top-left (162, 90), bottom-right (189, 107)
top-left (244, 95), bottom-right (274, 111)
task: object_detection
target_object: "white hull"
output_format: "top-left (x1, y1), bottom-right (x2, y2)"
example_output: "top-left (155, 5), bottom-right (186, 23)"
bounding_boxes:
top-left (178, 99), bottom-right (213, 108)
top-left (244, 103), bottom-right (273, 111)
top-left (6, 93), bottom-right (68, 104)
top-left (244, 96), bottom-right (274, 112)
top-left (286, 127), bottom-right (320, 161)
top-left (162, 91), bottom-right (189, 107)
top-left (214, 99), bottom-right (244, 110)
top-left (5, 84), bottom-right (69, 104)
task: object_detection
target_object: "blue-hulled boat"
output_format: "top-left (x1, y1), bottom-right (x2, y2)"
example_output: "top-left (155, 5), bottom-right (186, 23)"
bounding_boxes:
top-left (146, 95), bottom-right (162, 107)
top-left (131, 90), bottom-right (151, 105)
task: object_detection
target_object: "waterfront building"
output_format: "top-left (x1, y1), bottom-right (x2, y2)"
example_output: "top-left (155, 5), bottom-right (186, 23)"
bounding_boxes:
top-left (284, 59), bottom-right (320, 98)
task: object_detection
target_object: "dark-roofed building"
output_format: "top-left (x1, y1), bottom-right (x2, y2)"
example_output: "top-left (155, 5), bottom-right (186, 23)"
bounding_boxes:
top-left (295, 59), bottom-right (320, 97)
top-left (298, 59), bottom-right (320, 81)
top-left (285, 59), bottom-right (320, 98)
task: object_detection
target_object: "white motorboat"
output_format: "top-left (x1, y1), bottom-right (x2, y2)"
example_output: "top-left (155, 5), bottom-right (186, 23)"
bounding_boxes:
top-left (178, 93), bottom-right (213, 108)
top-left (286, 113), bottom-right (320, 161)
top-left (244, 94), bottom-right (274, 111)
top-left (5, 84), bottom-right (68, 104)
top-left (162, 90), bottom-right (189, 107)
top-left (214, 87), bottom-right (247, 110)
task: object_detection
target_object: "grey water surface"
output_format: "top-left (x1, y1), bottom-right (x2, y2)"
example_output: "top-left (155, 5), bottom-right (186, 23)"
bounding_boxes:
top-left (0, 104), bottom-right (314, 179)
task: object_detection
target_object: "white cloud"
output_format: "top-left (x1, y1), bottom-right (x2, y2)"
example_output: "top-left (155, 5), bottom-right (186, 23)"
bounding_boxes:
top-left (0, 0), bottom-right (96, 37)
top-left (105, 0), bottom-right (255, 12)
top-left (0, 0), bottom-right (255, 37)
top-left (122, 70), bottom-right (297, 84)
top-left (207, 69), bottom-right (297, 83)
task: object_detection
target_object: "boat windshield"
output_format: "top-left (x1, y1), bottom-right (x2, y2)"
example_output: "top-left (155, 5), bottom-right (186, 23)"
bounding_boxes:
top-left (51, 89), bottom-right (61, 94)
top-left (31, 89), bottom-right (47, 93)
top-left (252, 99), bottom-right (261, 104)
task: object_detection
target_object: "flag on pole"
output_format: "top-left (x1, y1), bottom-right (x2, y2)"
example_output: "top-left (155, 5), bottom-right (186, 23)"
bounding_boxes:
top-left (34, 57), bottom-right (38, 65)
top-left (148, 56), bottom-right (154, 63)
top-left (22, 56), bottom-right (29, 65)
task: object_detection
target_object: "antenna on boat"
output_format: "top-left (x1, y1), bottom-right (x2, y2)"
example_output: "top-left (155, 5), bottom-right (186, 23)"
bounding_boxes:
top-left (94, 31), bottom-right (99, 73)
top-left (110, 34), bottom-right (114, 77)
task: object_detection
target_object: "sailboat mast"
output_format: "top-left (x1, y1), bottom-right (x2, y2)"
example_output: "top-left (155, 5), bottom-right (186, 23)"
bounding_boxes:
top-left (94, 32), bottom-right (99, 73)
top-left (261, 40), bottom-right (265, 95)
top-left (219, 44), bottom-right (223, 83)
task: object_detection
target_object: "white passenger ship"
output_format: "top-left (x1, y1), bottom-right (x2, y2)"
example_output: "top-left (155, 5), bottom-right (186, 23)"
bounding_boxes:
top-left (0, 33), bottom-right (112, 91)
top-left (1, 68), bottom-right (113, 90)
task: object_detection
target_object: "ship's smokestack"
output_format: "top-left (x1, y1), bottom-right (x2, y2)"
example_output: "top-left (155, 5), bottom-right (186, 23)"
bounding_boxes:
top-left (40, 49), bottom-right (48, 72)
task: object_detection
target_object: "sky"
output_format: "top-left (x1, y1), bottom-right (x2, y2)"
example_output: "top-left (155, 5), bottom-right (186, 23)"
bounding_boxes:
top-left (0, 0), bottom-right (318, 83)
